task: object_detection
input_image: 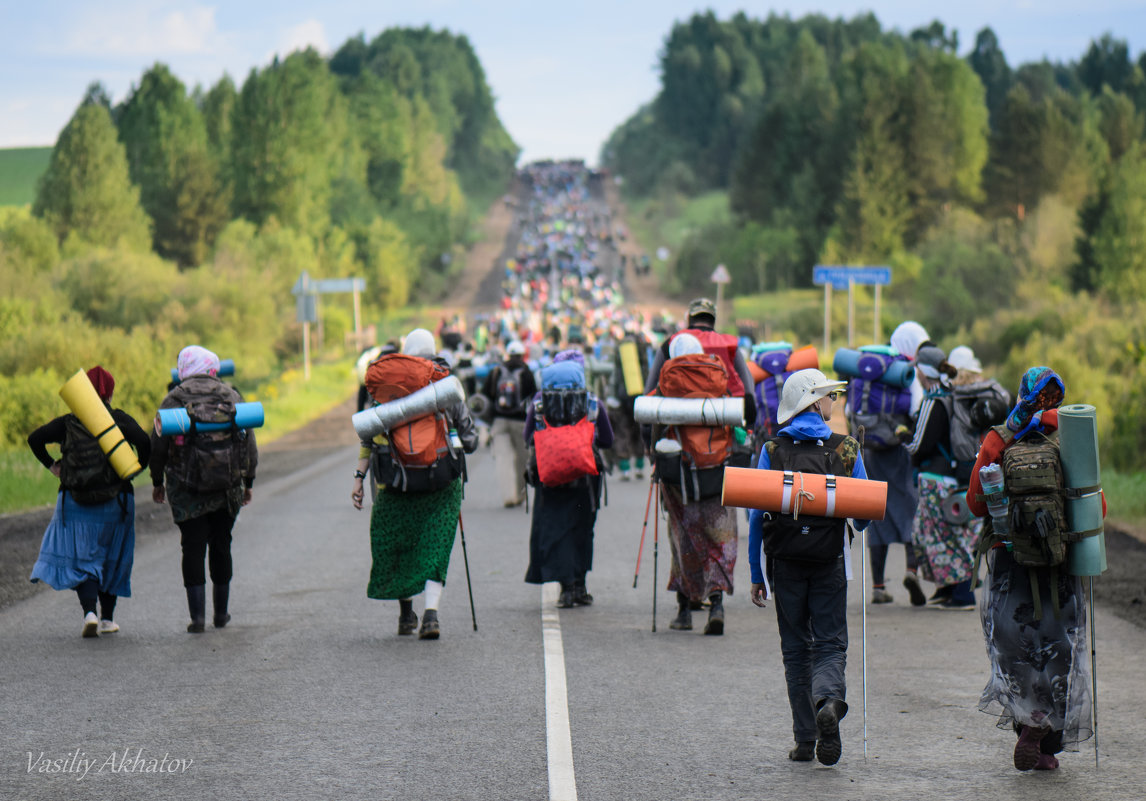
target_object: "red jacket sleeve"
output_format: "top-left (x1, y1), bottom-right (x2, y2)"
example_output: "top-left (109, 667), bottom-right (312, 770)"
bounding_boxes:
top-left (966, 430), bottom-right (1007, 517)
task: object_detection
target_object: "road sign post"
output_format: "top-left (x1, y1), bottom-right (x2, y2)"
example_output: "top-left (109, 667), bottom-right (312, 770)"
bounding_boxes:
top-left (813, 266), bottom-right (892, 354)
top-left (293, 273), bottom-right (367, 381)
top-left (711, 263), bottom-right (731, 330)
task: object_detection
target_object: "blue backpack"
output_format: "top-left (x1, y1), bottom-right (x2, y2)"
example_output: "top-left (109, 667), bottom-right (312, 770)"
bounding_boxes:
top-left (845, 350), bottom-right (913, 450)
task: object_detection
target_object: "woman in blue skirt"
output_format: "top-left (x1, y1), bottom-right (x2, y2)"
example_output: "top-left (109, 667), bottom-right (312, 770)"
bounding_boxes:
top-left (27, 366), bottom-right (150, 637)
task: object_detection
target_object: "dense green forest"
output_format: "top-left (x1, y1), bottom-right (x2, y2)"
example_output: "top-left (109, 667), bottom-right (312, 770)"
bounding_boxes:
top-left (0, 27), bottom-right (517, 449)
top-left (603, 12), bottom-right (1146, 470)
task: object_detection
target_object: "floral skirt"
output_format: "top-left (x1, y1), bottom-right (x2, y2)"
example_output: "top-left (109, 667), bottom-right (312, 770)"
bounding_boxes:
top-left (978, 548), bottom-right (1093, 748)
top-left (661, 488), bottom-right (736, 601)
top-left (911, 472), bottom-right (980, 587)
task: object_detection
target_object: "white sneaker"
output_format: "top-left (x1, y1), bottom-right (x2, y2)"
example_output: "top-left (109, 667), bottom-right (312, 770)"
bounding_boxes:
top-left (635, 469), bottom-right (645, 479)
top-left (98, 619), bottom-right (120, 634)
top-left (619, 470), bottom-right (631, 481)
top-left (82, 612), bottom-right (99, 638)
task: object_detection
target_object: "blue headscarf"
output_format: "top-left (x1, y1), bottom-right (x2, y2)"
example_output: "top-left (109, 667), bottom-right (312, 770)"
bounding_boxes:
top-left (1006, 366), bottom-right (1065, 441)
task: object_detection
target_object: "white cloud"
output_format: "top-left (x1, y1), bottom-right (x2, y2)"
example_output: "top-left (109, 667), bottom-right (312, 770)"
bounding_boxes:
top-left (59, 3), bottom-right (226, 58)
top-left (268, 19), bottom-right (329, 61)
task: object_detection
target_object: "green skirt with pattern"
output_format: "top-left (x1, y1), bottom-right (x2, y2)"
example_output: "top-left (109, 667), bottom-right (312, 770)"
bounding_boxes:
top-left (367, 479), bottom-right (462, 600)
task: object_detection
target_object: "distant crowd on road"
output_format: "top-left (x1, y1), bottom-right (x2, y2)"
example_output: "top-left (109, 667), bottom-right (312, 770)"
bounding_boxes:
top-left (24, 161), bottom-right (1100, 775)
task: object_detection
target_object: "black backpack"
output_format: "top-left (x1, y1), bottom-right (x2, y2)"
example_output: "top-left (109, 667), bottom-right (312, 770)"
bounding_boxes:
top-left (171, 380), bottom-right (248, 493)
top-left (494, 365), bottom-right (527, 415)
top-left (761, 434), bottom-right (853, 563)
top-left (59, 414), bottom-right (124, 505)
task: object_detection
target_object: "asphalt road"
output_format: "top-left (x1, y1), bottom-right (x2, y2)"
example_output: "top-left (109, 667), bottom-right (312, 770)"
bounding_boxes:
top-left (2, 441), bottom-right (1144, 801)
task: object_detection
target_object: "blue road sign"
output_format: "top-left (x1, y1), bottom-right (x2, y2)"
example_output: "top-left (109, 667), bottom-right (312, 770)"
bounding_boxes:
top-left (813, 265), bottom-right (892, 289)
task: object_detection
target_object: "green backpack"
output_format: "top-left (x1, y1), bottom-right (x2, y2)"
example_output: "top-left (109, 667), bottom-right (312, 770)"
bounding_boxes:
top-left (59, 414), bottom-right (122, 505)
top-left (1000, 428), bottom-right (1069, 568)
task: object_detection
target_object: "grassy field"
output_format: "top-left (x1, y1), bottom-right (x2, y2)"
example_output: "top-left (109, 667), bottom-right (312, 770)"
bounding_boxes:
top-left (0, 147), bottom-right (51, 206)
top-left (623, 189), bottom-right (732, 290)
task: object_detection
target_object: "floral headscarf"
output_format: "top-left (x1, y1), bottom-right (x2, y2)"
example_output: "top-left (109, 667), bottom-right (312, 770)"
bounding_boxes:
top-left (177, 346), bottom-right (220, 380)
top-left (1006, 366), bottom-right (1065, 441)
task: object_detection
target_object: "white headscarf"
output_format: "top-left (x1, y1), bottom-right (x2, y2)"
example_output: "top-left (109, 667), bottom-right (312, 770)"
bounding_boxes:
top-left (177, 346), bottom-right (220, 380)
top-left (890, 321), bottom-right (929, 360)
top-left (401, 328), bottom-right (435, 357)
top-left (669, 333), bottom-right (704, 359)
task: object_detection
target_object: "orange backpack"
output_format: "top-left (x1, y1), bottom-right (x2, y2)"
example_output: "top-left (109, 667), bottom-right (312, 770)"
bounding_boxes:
top-left (657, 353), bottom-right (733, 469)
top-left (364, 354), bottom-right (456, 485)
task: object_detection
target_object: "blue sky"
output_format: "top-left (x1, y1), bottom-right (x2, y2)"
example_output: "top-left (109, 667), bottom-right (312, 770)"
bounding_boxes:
top-left (2, 1), bottom-right (1144, 163)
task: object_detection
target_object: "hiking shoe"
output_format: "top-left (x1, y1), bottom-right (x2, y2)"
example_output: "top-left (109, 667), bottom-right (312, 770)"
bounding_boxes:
top-left (82, 612), bottom-right (99, 638)
top-left (938, 599), bottom-right (976, 611)
top-left (619, 470), bottom-right (632, 482)
top-left (98, 619), bottom-right (120, 634)
top-left (815, 700), bottom-right (844, 766)
top-left (573, 583), bottom-right (593, 606)
top-left (788, 741), bottom-right (816, 762)
top-left (871, 587), bottom-right (893, 604)
top-left (418, 610), bottom-right (440, 640)
top-left (704, 593), bottom-right (724, 635)
top-left (669, 605), bottom-right (692, 631)
top-left (903, 572), bottom-right (927, 606)
top-left (1014, 725), bottom-right (1049, 771)
top-left (928, 586), bottom-right (953, 605)
top-left (556, 588), bottom-right (577, 609)
top-left (398, 610), bottom-right (419, 636)
top-left (1034, 753), bottom-right (1060, 771)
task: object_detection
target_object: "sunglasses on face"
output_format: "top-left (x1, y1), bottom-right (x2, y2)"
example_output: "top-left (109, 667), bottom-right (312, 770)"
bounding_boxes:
top-left (824, 391), bottom-right (843, 401)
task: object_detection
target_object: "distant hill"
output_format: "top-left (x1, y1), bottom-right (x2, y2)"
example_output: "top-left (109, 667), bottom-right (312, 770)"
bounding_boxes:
top-left (0, 147), bottom-right (51, 206)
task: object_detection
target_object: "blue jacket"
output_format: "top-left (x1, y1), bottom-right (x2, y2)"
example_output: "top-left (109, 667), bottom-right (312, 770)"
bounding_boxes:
top-left (747, 411), bottom-right (869, 584)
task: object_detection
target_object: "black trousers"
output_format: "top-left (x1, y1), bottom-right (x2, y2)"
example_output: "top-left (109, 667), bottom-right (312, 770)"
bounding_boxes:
top-left (769, 556), bottom-right (849, 743)
top-left (177, 509), bottom-right (236, 587)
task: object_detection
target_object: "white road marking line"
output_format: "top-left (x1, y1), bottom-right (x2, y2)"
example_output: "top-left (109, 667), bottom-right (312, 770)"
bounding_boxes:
top-left (542, 582), bottom-right (578, 801)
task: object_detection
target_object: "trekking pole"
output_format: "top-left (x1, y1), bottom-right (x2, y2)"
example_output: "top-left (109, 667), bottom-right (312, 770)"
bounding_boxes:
top-left (457, 513), bottom-right (478, 632)
top-left (1090, 576), bottom-right (1099, 768)
top-left (857, 425), bottom-right (869, 759)
top-left (633, 478), bottom-right (655, 588)
top-left (652, 485), bottom-right (659, 633)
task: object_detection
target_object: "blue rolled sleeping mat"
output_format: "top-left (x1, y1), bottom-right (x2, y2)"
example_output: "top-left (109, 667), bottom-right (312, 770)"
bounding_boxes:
top-left (157, 402), bottom-right (264, 436)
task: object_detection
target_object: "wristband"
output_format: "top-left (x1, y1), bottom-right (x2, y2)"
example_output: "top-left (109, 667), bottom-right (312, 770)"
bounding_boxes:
top-left (354, 470), bottom-right (367, 479)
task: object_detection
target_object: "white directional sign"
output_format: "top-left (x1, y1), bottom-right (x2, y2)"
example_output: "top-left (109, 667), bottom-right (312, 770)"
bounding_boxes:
top-left (711, 264), bottom-right (731, 284)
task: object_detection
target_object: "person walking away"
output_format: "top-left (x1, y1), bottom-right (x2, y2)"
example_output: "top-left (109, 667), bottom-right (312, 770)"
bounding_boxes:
top-left (853, 322), bottom-right (929, 605)
top-left (650, 334), bottom-right (742, 635)
top-left (609, 328), bottom-right (650, 480)
top-left (483, 341), bottom-right (537, 507)
top-left (151, 346), bottom-right (258, 633)
top-left (904, 345), bottom-right (979, 609)
top-left (524, 349), bottom-right (613, 608)
top-left (645, 297), bottom-right (757, 430)
top-left (966, 367), bottom-right (1095, 771)
top-left (351, 328), bottom-right (478, 640)
top-left (749, 368), bottom-right (869, 765)
top-left (28, 366), bottom-right (150, 637)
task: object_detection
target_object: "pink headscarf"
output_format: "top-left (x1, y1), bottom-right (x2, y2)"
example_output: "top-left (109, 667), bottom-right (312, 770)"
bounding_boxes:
top-left (177, 346), bottom-right (220, 380)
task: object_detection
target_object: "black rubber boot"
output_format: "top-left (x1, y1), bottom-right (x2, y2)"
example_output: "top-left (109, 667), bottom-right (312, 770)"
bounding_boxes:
top-left (212, 583), bottom-right (231, 629)
top-left (573, 578), bottom-right (593, 606)
top-left (398, 600), bottom-right (418, 635)
top-left (186, 585), bottom-right (206, 633)
top-left (556, 583), bottom-right (576, 609)
top-left (419, 609), bottom-right (440, 640)
top-left (704, 592), bottom-right (724, 635)
top-left (669, 592), bottom-right (692, 630)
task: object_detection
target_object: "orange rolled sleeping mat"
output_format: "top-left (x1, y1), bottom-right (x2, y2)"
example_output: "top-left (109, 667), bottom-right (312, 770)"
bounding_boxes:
top-left (722, 466), bottom-right (887, 520)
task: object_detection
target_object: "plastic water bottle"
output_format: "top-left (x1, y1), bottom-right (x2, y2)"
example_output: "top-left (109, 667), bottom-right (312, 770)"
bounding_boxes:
top-left (449, 428), bottom-right (462, 450)
top-left (978, 463), bottom-right (1010, 536)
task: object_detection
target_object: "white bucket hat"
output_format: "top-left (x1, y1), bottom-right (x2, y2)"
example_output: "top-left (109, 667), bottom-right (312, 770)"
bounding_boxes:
top-left (777, 368), bottom-right (847, 424)
top-left (948, 345), bottom-right (982, 374)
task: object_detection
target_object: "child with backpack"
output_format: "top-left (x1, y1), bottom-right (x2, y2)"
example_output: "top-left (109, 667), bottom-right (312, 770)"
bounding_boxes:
top-left (523, 349), bottom-right (613, 609)
top-left (28, 366), bottom-right (151, 638)
top-left (904, 345), bottom-right (980, 610)
top-left (151, 346), bottom-right (259, 633)
top-left (647, 334), bottom-right (743, 635)
top-left (351, 328), bottom-right (478, 640)
top-left (966, 367), bottom-right (1095, 771)
top-left (748, 368), bottom-right (870, 766)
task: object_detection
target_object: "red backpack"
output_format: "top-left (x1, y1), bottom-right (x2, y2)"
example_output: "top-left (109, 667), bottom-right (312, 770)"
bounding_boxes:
top-left (672, 329), bottom-right (745, 396)
top-left (364, 354), bottom-right (458, 489)
top-left (533, 414), bottom-right (599, 486)
top-left (657, 353), bottom-right (733, 469)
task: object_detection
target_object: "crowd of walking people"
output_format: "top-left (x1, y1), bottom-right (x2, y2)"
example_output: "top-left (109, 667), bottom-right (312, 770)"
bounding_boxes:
top-left (24, 161), bottom-right (1100, 774)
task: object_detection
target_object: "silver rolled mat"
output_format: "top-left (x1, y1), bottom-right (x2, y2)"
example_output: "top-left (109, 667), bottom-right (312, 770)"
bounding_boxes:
top-left (633, 396), bottom-right (744, 427)
top-left (352, 375), bottom-right (465, 439)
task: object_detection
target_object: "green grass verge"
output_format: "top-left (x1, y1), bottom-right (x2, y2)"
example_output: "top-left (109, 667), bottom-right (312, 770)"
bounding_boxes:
top-left (1100, 468), bottom-right (1146, 532)
top-left (0, 147), bottom-right (51, 206)
top-left (0, 451), bottom-right (62, 514)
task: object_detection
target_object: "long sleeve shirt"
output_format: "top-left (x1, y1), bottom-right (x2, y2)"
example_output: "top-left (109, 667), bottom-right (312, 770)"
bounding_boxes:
top-left (28, 410), bottom-right (151, 492)
top-left (748, 411), bottom-right (869, 585)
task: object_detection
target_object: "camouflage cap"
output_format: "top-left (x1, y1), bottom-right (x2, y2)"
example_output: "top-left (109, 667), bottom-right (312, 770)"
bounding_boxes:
top-left (687, 297), bottom-right (717, 321)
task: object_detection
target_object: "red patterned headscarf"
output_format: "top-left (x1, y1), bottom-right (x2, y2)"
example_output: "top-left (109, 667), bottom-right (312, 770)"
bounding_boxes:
top-left (87, 366), bottom-right (115, 402)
